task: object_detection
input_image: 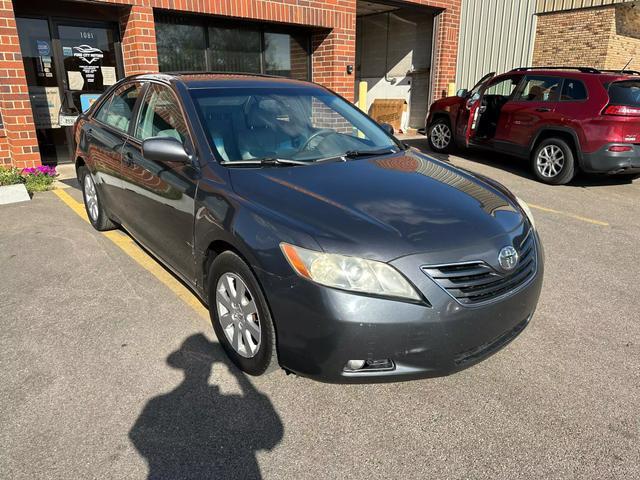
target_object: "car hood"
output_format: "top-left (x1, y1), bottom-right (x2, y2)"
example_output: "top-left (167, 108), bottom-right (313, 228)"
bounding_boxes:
top-left (229, 150), bottom-right (526, 262)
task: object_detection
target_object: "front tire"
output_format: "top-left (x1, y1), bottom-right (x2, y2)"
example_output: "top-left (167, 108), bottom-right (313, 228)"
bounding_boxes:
top-left (79, 166), bottom-right (116, 231)
top-left (208, 251), bottom-right (278, 376)
top-left (532, 138), bottom-right (576, 185)
top-left (428, 118), bottom-right (453, 153)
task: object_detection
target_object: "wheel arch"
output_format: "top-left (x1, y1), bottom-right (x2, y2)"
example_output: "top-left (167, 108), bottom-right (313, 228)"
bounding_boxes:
top-left (530, 127), bottom-right (583, 166)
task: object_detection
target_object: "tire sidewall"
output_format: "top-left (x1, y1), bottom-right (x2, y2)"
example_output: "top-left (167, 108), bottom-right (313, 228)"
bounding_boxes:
top-left (208, 251), bottom-right (277, 376)
top-left (532, 138), bottom-right (576, 185)
top-left (79, 166), bottom-right (109, 230)
top-left (428, 118), bottom-right (453, 153)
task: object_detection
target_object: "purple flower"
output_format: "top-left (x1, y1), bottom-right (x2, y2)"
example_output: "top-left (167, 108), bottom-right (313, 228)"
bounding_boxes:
top-left (22, 165), bottom-right (58, 177)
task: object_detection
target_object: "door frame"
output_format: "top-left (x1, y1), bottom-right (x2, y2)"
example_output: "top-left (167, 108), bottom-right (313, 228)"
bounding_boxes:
top-left (15, 14), bottom-right (124, 163)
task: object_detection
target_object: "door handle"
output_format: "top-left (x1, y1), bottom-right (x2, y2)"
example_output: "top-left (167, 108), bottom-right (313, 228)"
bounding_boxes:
top-left (85, 128), bottom-right (93, 140)
top-left (123, 151), bottom-right (134, 167)
top-left (535, 108), bottom-right (551, 112)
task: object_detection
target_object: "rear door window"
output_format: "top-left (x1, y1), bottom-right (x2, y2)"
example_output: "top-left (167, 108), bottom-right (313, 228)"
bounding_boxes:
top-left (561, 79), bottom-right (588, 101)
top-left (95, 83), bottom-right (142, 133)
top-left (608, 80), bottom-right (640, 106)
top-left (515, 76), bottom-right (562, 102)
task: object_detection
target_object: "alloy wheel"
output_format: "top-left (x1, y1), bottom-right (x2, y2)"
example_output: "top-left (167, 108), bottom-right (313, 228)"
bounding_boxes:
top-left (216, 272), bottom-right (261, 358)
top-left (430, 123), bottom-right (451, 150)
top-left (536, 145), bottom-right (565, 178)
top-left (83, 173), bottom-right (99, 222)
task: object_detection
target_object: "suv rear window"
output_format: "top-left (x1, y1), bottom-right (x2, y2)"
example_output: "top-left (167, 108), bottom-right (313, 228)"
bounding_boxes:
top-left (608, 80), bottom-right (640, 106)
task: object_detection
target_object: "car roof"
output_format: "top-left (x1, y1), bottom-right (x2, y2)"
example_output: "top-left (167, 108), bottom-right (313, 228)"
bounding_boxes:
top-left (125, 72), bottom-right (323, 91)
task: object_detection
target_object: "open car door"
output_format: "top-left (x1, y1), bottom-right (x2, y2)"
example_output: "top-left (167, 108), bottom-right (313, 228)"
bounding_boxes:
top-left (462, 72), bottom-right (495, 147)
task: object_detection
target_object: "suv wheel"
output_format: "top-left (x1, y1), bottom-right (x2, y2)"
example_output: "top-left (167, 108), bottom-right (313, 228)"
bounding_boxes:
top-left (79, 166), bottom-right (116, 231)
top-left (428, 118), bottom-right (453, 153)
top-left (532, 138), bottom-right (576, 185)
top-left (208, 251), bottom-right (278, 376)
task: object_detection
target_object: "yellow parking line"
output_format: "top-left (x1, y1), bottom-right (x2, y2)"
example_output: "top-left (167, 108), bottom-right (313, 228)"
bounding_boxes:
top-left (527, 203), bottom-right (609, 227)
top-left (52, 188), bottom-right (209, 321)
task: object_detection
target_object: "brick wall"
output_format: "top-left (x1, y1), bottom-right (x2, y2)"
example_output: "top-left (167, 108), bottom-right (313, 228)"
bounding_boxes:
top-left (0, 0), bottom-right (39, 168)
top-left (533, 3), bottom-right (640, 71)
top-left (120, 5), bottom-right (159, 75)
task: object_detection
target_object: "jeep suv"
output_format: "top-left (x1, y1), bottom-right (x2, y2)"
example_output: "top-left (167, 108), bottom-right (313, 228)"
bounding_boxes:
top-left (426, 67), bottom-right (640, 184)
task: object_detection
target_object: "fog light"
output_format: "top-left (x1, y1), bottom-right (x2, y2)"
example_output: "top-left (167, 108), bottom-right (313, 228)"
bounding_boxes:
top-left (345, 359), bottom-right (366, 371)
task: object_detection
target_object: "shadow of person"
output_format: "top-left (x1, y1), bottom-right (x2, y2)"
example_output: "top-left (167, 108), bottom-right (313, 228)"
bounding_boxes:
top-left (129, 334), bottom-right (283, 479)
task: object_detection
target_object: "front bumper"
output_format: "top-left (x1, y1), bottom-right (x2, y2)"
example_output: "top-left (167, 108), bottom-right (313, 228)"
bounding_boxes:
top-left (582, 144), bottom-right (640, 174)
top-left (258, 233), bottom-right (544, 384)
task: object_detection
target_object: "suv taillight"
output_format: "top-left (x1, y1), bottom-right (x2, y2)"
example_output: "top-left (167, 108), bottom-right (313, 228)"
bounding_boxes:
top-left (603, 105), bottom-right (640, 116)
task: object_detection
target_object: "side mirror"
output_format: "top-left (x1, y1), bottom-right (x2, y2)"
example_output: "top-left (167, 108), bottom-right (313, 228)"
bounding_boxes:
top-left (380, 122), bottom-right (394, 135)
top-left (456, 88), bottom-right (469, 98)
top-left (142, 136), bottom-right (191, 164)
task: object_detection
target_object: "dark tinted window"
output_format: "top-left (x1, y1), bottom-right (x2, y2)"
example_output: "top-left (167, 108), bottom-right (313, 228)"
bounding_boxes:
top-left (608, 80), bottom-right (640, 106)
top-left (208, 26), bottom-right (261, 73)
top-left (96, 83), bottom-right (142, 132)
top-left (561, 79), bottom-right (587, 101)
top-left (515, 76), bottom-right (561, 102)
top-left (135, 84), bottom-right (189, 144)
top-left (156, 21), bottom-right (206, 71)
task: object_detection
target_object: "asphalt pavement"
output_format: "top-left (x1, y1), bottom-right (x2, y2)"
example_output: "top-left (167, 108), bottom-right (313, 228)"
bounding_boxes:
top-left (0, 146), bottom-right (638, 479)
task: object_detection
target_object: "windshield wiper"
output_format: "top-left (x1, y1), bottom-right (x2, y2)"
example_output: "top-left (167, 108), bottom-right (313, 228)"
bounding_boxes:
top-left (343, 147), bottom-right (397, 158)
top-left (221, 157), bottom-right (309, 167)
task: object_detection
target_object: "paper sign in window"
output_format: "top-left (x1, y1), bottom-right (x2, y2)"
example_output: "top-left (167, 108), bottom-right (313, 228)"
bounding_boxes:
top-left (101, 66), bottom-right (116, 86)
top-left (68, 71), bottom-right (84, 91)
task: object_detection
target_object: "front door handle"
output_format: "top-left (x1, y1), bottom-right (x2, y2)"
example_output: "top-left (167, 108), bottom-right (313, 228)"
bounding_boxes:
top-left (535, 107), bottom-right (551, 112)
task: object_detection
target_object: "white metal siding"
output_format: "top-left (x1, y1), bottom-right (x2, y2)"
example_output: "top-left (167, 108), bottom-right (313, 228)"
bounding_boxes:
top-left (456, 0), bottom-right (538, 90)
top-left (535, 0), bottom-right (629, 14)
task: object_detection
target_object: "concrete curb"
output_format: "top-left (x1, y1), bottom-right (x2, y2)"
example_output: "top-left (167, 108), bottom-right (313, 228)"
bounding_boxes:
top-left (0, 183), bottom-right (30, 205)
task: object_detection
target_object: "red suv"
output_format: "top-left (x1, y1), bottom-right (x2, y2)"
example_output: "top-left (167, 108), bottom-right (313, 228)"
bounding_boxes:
top-left (426, 67), bottom-right (640, 184)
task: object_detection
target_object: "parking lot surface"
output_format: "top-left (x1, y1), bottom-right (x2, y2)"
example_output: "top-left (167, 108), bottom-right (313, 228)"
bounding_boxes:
top-left (1, 146), bottom-right (638, 479)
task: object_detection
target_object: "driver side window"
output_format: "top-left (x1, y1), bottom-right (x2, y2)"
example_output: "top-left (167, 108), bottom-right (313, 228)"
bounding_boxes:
top-left (484, 77), bottom-right (521, 98)
top-left (134, 84), bottom-right (189, 144)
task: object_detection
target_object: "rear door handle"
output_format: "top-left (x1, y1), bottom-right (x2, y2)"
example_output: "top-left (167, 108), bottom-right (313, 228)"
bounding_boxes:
top-left (123, 151), bottom-right (134, 167)
top-left (535, 108), bottom-right (551, 112)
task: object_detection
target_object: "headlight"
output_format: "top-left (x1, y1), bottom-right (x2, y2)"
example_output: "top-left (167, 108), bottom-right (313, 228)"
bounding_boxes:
top-left (515, 196), bottom-right (535, 229)
top-left (280, 243), bottom-right (421, 301)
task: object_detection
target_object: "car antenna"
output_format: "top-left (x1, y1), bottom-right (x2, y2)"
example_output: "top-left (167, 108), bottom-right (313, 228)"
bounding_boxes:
top-left (621, 58), bottom-right (633, 72)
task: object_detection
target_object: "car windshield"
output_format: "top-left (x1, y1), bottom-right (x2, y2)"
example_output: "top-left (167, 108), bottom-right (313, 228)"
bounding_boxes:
top-left (189, 86), bottom-right (398, 163)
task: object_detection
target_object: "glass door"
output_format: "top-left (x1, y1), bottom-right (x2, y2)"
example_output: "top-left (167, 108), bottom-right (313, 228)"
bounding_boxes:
top-left (16, 17), bottom-right (66, 165)
top-left (16, 17), bottom-right (123, 165)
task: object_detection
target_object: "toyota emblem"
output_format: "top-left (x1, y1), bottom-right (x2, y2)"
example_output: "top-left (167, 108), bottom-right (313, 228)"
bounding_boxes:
top-left (498, 246), bottom-right (519, 271)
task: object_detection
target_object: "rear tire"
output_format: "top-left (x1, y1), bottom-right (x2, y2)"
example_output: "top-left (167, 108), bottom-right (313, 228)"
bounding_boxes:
top-left (428, 118), bottom-right (453, 153)
top-left (208, 251), bottom-right (278, 376)
top-left (531, 138), bottom-right (576, 185)
top-left (79, 166), bottom-right (116, 231)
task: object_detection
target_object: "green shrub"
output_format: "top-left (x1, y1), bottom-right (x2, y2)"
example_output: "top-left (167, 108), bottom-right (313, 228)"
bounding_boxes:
top-left (0, 166), bottom-right (24, 186)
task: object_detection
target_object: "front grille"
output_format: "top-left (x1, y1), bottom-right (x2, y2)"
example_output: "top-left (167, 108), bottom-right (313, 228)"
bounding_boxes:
top-left (422, 231), bottom-right (537, 306)
top-left (453, 316), bottom-right (530, 365)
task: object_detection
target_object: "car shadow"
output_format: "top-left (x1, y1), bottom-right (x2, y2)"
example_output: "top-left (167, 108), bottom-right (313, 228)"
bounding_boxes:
top-left (129, 334), bottom-right (283, 479)
top-left (404, 137), bottom-right (638, 187)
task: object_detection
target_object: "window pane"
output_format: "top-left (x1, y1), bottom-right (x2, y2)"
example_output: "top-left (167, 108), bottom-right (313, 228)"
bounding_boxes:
top-left (135, 84), bottom-right (188, 144)
top-left (264, 32), bottom-right (309, 80)
top-left (484, 76), bottom-right (521, 97)
top-left (208, 27), bottom-right (261, 73)
top-left (608, 81), bottom-right (640, 106)
top-left (516, 76), bottom-right (561, 102)
top-left (100, 83), bottom-right (142, 132)
top-left (156, 21), bottom-right (206, 71)
top-left (561, 80), bottom-right (587, 101)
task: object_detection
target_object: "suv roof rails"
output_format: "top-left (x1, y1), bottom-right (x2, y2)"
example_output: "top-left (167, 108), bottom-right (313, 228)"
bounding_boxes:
top-left (599, 69), bottom-right (640, 76)
top-left (510, 66), bottom-right (601, 74)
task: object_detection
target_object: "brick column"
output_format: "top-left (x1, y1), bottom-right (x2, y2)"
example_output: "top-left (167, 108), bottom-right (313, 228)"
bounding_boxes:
top-left (311, 2), bottom-right (357, 102)
top-left (119, 5), bottom-right (159, 76)
top-left (430, 6), bottom-right (461, 100)
top-left (0, 0), bottom-right (40, 168)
